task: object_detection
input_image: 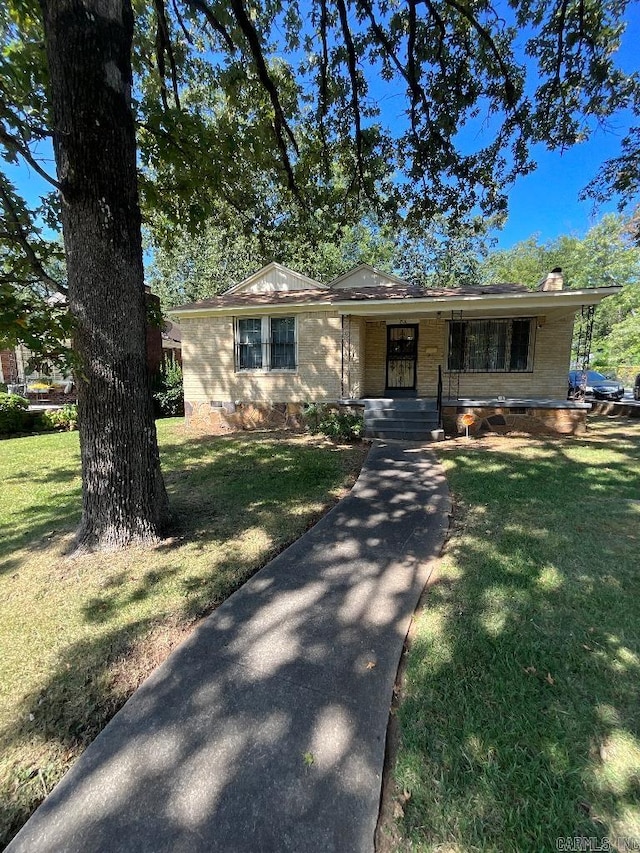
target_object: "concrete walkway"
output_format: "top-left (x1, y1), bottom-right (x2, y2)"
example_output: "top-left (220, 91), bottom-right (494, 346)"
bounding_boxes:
top-left (7, 441), bottom-right (450, 853)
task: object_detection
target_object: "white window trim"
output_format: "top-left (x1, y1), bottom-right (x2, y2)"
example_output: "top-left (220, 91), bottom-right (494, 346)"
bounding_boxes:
top-left (235, 315), bottom-right (298, 373)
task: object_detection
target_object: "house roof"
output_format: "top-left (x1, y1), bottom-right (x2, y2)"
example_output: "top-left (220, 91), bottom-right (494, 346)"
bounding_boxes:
top-left (171, 279), bottom-right (621, 318)
top-left (162, 320), bottom-right (181, 344)
top-left (328, 263), bottom-right (411, 289)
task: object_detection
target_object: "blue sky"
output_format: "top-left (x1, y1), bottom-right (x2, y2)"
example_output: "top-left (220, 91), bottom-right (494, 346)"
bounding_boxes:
top-left (492, 3), bottom-right (640, 249)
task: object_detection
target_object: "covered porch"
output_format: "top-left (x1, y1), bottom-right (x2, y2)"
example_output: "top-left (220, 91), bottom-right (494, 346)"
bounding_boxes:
top-left (338, 307), bottom-right (590, 437)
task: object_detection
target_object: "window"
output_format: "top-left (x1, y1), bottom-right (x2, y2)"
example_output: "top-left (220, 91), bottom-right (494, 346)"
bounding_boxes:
top-left (237, 318), bottom-right (263, 369)
top-left (270, 317), bottom-right (296, 369)
top-left (235, 316), bottom-right (297, 371)
top-left (448, 318), bottom-right (533, 372)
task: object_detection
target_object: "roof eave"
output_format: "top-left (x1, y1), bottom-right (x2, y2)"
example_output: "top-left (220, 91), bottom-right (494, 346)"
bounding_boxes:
top-left (170, 286), bottom-right (622, 319)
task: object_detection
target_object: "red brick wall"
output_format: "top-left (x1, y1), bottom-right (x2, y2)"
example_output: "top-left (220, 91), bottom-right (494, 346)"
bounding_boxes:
top-left (145, 292), bottom-right (163, 381)
top-left (0, 349), bottom-right (18, 384)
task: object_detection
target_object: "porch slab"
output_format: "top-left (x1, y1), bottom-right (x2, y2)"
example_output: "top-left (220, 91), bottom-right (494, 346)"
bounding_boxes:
top-left (442, 397), bottom-right (591, 410)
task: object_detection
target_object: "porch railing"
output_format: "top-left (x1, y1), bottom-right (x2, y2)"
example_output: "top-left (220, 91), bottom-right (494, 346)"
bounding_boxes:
top-left (437, 364), bottom-right (443, 430)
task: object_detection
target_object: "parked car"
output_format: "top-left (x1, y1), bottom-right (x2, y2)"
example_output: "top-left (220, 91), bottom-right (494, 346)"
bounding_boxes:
top-left (634, 373), bottom-right (640, 401)
top-left (568, 370), bottom-right (625, 401)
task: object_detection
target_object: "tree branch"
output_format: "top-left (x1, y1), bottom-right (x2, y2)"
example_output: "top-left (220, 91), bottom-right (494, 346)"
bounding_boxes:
top-left (438, 0), bottom-right (518, 109)
top-left (335, 0), bottom-right (364, 188)
top-left (0, 123), bottom-right (63, 192)
top-left (171, 0), bottom-right (195, 45)
top-left (153, 0), bottom-right (181, 110)
top-left (183, 0), bottom-right (236, 52)
top-left (226, 0), bottom-right (302, 201)
top-left (0, 182), bottom-right (67, 295)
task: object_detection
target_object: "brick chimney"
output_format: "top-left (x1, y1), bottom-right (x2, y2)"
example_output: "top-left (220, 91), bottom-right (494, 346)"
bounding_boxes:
top-left (538, 268), bottom-right (563, 291)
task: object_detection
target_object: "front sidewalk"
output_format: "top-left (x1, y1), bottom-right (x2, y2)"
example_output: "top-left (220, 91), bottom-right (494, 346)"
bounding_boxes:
top-left (7, 441), bottom-right (450, 853)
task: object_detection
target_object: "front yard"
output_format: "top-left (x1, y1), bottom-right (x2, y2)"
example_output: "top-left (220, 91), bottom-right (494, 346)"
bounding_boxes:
top-left (2, 415), bottom-right (639, 851)
top-left (391, 417), bottom-right (640, 852)
top-left (0, 421), bottom-right (367, 847)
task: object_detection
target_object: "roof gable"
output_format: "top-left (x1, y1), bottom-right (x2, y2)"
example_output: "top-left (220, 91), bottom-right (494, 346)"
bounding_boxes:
top-left (329, 264), bottom-right (410, 289)
top-left (225, 262), bottom-right (326, 295)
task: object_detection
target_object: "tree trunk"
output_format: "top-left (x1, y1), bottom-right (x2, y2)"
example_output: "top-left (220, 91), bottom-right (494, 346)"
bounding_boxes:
top-left (40, 0), bottom-right (169, 550)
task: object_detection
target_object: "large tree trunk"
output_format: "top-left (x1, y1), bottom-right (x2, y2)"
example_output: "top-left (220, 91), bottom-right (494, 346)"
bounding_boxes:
top-left (40, 0), bottom-right (169, 550)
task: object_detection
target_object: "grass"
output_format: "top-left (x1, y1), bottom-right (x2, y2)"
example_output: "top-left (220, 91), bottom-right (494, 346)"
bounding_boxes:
top-left (391, 417), bottom-right (640, 853)
top-left (0, 420), bottom-right (368, 848)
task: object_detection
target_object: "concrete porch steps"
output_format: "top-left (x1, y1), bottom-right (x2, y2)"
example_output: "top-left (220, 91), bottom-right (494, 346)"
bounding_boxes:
top-left (363, 398), bottom-right (443, 441)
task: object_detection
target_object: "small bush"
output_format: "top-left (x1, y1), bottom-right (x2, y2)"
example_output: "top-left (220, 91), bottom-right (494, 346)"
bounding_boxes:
top-left (303, 402), bottom-right (324, 433)
top-left (317, 411), bottom-right (364, 442)
top-left (154, 359), bottom-right (184, 417)
top-left (0, 393), bottom-right (30, 435)
top-left (38, 404), bottom-right (79, 432)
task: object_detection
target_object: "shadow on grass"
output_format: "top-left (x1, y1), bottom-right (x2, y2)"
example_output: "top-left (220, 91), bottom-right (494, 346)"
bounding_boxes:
top-left (397, 423), bottom-right (640, 851)
top-left (0, 617), bottom-right (163, 848)
top-left (1, 430), bottom-right (369, 848)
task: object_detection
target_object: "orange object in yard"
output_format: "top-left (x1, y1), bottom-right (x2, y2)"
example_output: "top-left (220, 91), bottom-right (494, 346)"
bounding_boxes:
top-left (461, 413), bottom-right (475, 426)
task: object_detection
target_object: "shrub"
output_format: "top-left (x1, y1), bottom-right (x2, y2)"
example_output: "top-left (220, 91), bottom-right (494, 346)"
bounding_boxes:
top-left (154, 359), bottom-right (184, 417)
top-left (303, 402), bottom-right (324, 433)
top-left (0, 393), bottom-right (30, 435)
top-left (38, 404), bottom-right (79, 432)
top-left (317, 410), bottom-right (364, 442)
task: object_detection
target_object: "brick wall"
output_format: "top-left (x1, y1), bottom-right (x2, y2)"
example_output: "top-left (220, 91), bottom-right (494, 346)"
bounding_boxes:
top-left (443, 313), bottom-right (574, 399)
top-left (363, 312), bottom-right (574, 399)
top-left (182, 311), bottom-right (343, 405)
top-left (182, 308), bottom-right (576, 420)
top-left (0, 349), bottom-right (18, 384)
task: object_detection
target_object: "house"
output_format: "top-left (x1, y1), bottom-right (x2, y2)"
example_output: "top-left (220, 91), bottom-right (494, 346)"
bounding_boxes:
top-left (171, 263), bottom-right (621, 437)
top-left (1, 289), bottom-right (180, 401)
top-left (161, 319), bottom-right (182, 366)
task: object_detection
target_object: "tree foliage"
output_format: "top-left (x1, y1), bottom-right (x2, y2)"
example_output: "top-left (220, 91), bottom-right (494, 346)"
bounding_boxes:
top-left (148, 209), bottom-right (492, 308)
top-left (480, 213), bottom-right (640, 371)
top-left (3, 0), bottom-right (640, 327)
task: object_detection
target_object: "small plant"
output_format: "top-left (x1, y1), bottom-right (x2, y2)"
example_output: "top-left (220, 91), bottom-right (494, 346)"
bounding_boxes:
top-left (0, 393), bottom-right (30, 435)
top-left (317, 411), bottom-right (364, 442)
top-left (303, 402), bottom-right (324, 433)
top-left (38, 404), bottom-right (79, 432)
top-left (154, 359), bottom-right (184, 417)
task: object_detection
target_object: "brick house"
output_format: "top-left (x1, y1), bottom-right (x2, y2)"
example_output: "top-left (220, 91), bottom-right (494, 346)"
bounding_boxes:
top-left (1, 290), bottom-right (177, 401)
top-left (171, 263), bottom-right (620, 437)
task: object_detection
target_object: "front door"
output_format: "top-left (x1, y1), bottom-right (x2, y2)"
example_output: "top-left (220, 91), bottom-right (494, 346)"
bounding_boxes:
top-left (386, 324), bottom-right (418, 391)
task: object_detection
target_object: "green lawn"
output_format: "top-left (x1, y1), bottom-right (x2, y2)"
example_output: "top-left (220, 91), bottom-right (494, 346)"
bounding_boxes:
top-left (0, 420), bottom-right (367, 848)
top-left (392, 417), bottom-right (640, 852)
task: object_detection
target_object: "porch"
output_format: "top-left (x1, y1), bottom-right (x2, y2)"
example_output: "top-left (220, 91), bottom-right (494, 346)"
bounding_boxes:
top-left (340, 396), bottom-right (591, 439)
top-left (339, 310), bottom-right (575, 402)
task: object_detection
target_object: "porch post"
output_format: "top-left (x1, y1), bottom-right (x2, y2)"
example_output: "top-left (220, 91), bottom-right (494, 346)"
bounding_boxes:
top-left (340, 314), bottom-right (345, 398)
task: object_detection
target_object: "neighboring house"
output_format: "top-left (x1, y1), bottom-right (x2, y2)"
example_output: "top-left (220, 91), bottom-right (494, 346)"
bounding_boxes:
top-left (0, 344), bottom-right (72, 389)
top-left (161, 319), bottom-right (182, 366)
top-left (171, 263), bottom-right (621, 436)
top-left (2, 289), bottom-right (176, 399)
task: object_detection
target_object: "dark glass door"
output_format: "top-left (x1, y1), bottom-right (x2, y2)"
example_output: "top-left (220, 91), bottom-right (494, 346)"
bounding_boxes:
top-left (386, 324), bottom-right (418, 390)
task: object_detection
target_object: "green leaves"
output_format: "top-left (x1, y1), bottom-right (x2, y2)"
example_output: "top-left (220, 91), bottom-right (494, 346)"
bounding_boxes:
top-left (480, 213), bottom-right (640, 374)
